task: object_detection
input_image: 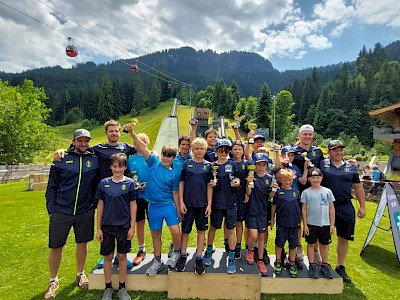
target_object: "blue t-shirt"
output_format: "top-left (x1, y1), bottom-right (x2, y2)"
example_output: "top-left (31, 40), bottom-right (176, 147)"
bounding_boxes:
top-left (96, 177), bottom-right (136, 228)
top-left (300, 187), bottom-right (335, 226)
top-left (127, 153), bottom-right (150, 199)
top-left (320, 159), bottom-right (360, 205)
top-left (276, 164), bottom-right (302, 190)
top-left (93, 142), bottom-right (136, 179)
top-left (173, 152), bottom-right (192, 180)
top-left (204, 148), bottom-right (217, 162)
top-left (371, 169), bottom-right (380, 182)
top-left (273, 187), bottom-right (301, 227)
top-left (145, 154), bottom-right (180, 204)
top-left (180, 159), bottom-right (212, 207)
top-left (211, 160), bottom-right (238, 209)
top-left (233, 159), bottom-right (250, 205)
top-left (248, 172), bottom-right (273, 216)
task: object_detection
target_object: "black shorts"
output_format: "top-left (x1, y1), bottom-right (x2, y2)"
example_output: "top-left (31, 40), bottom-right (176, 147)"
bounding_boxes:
top-left (49, 209), bottom-right (94, 248)
top-left (275, 225), bottom-right (298, 249)
top-left (236, 198), bottom-right (247, 222)
top-left (181, 206), bottom-right (208, 234)
top-left (210, 207), bottom-right (237, 230)
top-left (245, 215), bottom-right (268, 233)
top-left (136, 198), bottom-right (148, 222)
top-left (305, 225), bottom-right (332, 245)
top-left (335, 203), bottom-right (355, 241)
top-left (100, 225), bottom-right (131, 256)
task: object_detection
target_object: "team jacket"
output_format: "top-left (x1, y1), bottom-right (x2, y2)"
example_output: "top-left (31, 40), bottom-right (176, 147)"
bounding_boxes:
top-left (46, 148), bottom-right (100, 215)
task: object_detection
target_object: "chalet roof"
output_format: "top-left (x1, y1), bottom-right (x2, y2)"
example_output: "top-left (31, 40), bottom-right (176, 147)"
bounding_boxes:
top-left (369, 102), bottom-right (400, 124)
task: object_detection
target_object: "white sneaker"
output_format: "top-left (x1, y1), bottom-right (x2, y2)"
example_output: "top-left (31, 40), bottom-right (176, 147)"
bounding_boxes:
top-left (44, 280), bottom-right (59, 300)
top-left (146, 259), bottom-right (164, 276)
top-left (166, 251), bottom-right (180, 269)
top-left (296, 245), bottom-right (304, 261)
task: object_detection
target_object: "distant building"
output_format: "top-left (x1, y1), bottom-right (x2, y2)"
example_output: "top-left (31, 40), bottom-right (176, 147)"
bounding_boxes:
top-left (194, 108), bottom-right (210, 137)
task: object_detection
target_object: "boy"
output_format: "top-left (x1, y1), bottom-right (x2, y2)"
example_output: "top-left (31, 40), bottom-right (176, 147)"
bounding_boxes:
top-left (127, 133), bottom-right (151, 266)
top-left (126, 124), bottom-right (182, 276)
top-left (301, 167), bottom-right (335, 279)
top-left (271, 168), bottom-right (301, 278)
top-left (204, 128), bottom-right (219, 162)
top-left (96, 153), bottom-right (137, 300)
top-left (203, 139), bottom-right (240, 273)
top-left (177, 137), bottom-right (212, 274)
top-left (245, 153), bottom-right (279, 276)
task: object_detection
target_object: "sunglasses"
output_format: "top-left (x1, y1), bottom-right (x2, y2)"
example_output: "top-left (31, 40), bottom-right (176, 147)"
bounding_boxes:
top-left (217, 147), bottom-right (229, 154)
top-left (162, 152), bottom-right (175, 158)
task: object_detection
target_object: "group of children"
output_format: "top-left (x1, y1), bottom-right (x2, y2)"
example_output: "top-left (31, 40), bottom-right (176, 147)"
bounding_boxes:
top-left (96, 125), bottom-right (337, 299)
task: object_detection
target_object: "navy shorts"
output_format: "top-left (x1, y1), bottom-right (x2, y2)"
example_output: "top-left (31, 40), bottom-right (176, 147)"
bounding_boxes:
top-left (181, 206), bottom-right (208, 234)
top-left (245, 215), bottom-right (268, 233)
top-left (275, 225), bottom-right (298, 249)
top-left (100, 225), bottom-right (131, 256)
top-left (210, 207), bottom-right (237, 230)
top-left (236, 197), bottom-right (247, 222)
top-left (305, 225), bottom-right (332, 245)
top-left (49, 209), bottom-right (94, 248)
top-left (136, 197), bottom-right (148, 222)
top-left (335, 202), bottom-right (355, 241)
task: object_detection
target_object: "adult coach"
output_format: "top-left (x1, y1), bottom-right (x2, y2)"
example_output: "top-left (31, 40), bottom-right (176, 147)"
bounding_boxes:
top-left (320, 140), bottom-right (366, 283)
top-left (44, 129), bottom-right (99, 300)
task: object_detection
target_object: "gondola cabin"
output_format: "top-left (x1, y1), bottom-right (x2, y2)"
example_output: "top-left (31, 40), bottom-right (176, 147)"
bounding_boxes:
top-left (168, 83), bottom-right (172, 90)
top-left (66, 37), bottom-right (78, 57)
top-left (131, 64), bottom-right (139, 73)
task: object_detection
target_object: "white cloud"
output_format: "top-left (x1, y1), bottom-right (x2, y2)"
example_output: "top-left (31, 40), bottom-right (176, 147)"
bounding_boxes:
top-left (306, 34), bottom-right (332, 50)
top-left (354, 0), bottom-right (400, 27)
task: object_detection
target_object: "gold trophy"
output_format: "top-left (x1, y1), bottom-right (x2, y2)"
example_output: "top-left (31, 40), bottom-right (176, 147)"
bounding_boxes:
top-left (131, 171), bottom-right (140, 190)
top-left (233, 110), bottom-right (241, 129)
top-left (248, 123), bottom-right (258, 144)
top-left (122, 118), bottom-right (139, 133)
top-left (247, 165), bottom-right (256, 188)
top-left (211, 165), bottom-right (219, 186)
top-left (301, 152), bottom-right (314, 168)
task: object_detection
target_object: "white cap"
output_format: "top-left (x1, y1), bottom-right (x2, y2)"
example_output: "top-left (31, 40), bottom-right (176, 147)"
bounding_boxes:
top-left (299, 124), bottom-right (314, 133)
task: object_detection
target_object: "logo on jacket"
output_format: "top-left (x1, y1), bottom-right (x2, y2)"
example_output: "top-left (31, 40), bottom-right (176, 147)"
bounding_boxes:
top-left (122, 184), bottom-right (127, 191)
top-left (86, 161), bottom-right (92, 168)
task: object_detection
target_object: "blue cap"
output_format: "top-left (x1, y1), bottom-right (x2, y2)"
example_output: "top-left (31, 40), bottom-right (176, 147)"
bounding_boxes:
top-left (253, 135), bottom-right (265, 142)
top-left (254, 153), bottom-right (272, 164)
top-left (281, 146), bottom-right (295, 155)
top-left (215, 138), bottom-right (232, 149)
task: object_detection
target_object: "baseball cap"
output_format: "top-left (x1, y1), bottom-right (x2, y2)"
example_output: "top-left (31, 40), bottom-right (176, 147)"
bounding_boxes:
top-left (281, 145), bottom-right (296, 155)
top-left (327, 139), bottom-right (345, 150)
top-left (73, 129), bottom-right (91, 140)
top-left (254, 153), bottom-right (272, 164)
top-left (253, 134), bottom-right (265, 142)
top-left (307, 167), bottom-right (323, 177)
top-left (299, 124), bottom-right (314, 133)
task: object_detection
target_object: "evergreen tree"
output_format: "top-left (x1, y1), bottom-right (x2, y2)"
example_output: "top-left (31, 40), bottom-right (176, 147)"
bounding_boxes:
top-left (245, 96), bottom-right (257, 117)
top-left (132, 75), bottom-right (145, 115)
top-left (256, 83), bottom-right (272, 128)
top-left (270, 90), bottom-right (295, 142)
top-left (149, 79), bottom-right (161, 109)
top-left (98, 74), bottom-right (118, 123)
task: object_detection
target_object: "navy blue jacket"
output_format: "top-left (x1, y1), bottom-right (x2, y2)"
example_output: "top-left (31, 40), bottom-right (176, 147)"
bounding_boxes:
top-left (46, 148), bottom-right (100, 215)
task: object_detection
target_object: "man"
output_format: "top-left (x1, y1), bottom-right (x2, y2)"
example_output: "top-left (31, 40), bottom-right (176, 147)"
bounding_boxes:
top-left (44, 129), bottom-right (99, 300)
top-left (320, 139), bottom-right (366, 283)
top-left (292, 124), bottom-right (323, 263)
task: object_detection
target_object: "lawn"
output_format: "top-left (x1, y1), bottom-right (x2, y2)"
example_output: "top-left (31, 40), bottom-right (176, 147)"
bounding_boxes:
top-left (0, 181), bottom-right (399, 300)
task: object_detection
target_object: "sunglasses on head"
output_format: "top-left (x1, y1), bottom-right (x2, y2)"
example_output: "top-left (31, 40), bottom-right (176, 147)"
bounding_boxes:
top-left (329, 141), bottom-right (344, 149)
top-left (162, 152), bottom-right (174, 158)
top-left (217, 147), bottom-right (229, 154)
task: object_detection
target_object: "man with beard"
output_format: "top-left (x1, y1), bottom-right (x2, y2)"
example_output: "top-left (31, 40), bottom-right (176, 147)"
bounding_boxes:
top-left (44, 129), bottom-right (99, 300)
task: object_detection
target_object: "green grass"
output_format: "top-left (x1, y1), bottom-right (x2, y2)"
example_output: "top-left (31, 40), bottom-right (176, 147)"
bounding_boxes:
top-left (0, 181), bottom-right (399, 299)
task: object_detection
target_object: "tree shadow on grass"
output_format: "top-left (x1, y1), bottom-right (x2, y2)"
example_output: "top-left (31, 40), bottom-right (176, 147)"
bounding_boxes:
top-left (360, 244), bottom-right (400, 279)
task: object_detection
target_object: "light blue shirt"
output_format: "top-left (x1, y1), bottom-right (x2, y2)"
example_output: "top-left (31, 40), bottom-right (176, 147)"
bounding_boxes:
top-left (300, 187), bottom-right (335, 226)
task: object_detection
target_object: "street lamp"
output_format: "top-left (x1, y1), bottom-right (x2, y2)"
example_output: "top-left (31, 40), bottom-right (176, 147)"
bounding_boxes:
top-left (272, 95), bottom-right (276, 143)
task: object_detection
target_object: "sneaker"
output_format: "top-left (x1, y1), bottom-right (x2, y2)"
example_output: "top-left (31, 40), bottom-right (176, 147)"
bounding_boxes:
top-left (335, 265), bottom-right (351, 283)
top-left (274, 261), bottom-right (282, 275)
top-left (257, 261), bottom-right (268, 277)
top-left (296, 245), bottom-right (304, 261)
top-left (314, 249), bottom-right (322, 265)
top-left (203, 251), bottom-right (212, 266)
top-left (117, 287), bottom-right (131, 300)
top-left (76, 273), bottom-right (89, 289)
top-left (308, 265), bottom-right (319, 279)
top-left (101, 287), bottom-right (113, 300)
top-left (289, 264), bottom-right (298, 278)
top-left (44, 280), bottom-right (59, 300)
top-left (295, 259), bottom-right (304, 269)
top-left (245, 250), bottom-right (254, 265)
top-left (234, 245), bottom-right (241, 260)
top-left (195, 259), bottom-right (205, 275)
top-left (176, 256), bottom-right (187, 272)
top-left (166, 251), bottom-right (180, 269)
top-left (227, 259), bottom-right (236, 274)
top-left (320, 265), bottom-right (333, 279)
top-left (167, 243), bottom-right (174, 258)
top-left (132, 250), bottom-right (146, 266)
top-left (146, 260), bottom-right (164, 276)
top-left (262, 248), bottom-right (270, 265)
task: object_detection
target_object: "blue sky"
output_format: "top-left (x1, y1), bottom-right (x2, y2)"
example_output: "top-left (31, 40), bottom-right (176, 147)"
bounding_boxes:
top-left (0, 0), bottom-right (399, 73)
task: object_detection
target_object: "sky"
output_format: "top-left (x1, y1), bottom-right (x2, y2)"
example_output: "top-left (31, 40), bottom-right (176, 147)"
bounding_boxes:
top-left (0, 0), bottom-right (399, 73)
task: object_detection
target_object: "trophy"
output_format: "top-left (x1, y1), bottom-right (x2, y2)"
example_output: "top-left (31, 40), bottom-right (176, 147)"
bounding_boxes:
top-left (122, 118), bottom-right (139, 133)
top-left (233, 110), bottom-right (240, 129)
top-left (247, 165), bottom-right (256, 188)
top-left (131, 171), bottom-right (140, 190)
top-left (301, 152), bottom-right (314, 168)
top-left (211, 165), bottom-right (219, 186)
top-left (189, 118), bottom-right (198, 125)
top-left (248, 123), bottom-right (258, 144)
top-left (271, 175), bottom-right (278, 192)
